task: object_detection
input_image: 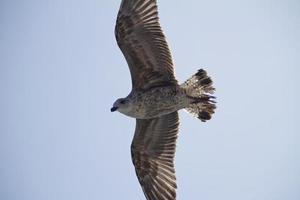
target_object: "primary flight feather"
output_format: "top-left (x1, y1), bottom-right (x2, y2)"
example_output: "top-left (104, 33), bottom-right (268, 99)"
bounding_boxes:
top-left (112, 0), bottom-right (216, 199)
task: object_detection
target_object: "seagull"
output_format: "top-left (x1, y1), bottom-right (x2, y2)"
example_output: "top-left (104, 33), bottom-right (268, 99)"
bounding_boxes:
top-left (112, 0), bottom-right (216, 199)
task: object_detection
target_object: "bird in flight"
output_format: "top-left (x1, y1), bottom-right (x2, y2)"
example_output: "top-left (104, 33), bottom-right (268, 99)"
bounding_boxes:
top-left (111, 0), bottom-right (216, 199)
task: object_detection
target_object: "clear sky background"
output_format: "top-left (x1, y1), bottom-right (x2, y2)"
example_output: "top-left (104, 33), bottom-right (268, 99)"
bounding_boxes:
top-left (1, 0), bottom-right (299, 200)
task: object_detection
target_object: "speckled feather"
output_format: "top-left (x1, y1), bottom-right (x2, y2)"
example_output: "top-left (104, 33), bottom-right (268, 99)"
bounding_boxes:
top-left (114, 0), bottom-right (216, 200)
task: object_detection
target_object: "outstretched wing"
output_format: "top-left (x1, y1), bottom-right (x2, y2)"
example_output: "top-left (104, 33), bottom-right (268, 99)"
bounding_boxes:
top-left (115, 0), bottom-right (177, 90)
top-left (131, 112), bottom-right (179, 200)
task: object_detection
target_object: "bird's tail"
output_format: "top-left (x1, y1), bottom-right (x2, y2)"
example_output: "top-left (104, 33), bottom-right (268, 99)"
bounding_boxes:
top-left (181, 69), bottom-right (216, 122)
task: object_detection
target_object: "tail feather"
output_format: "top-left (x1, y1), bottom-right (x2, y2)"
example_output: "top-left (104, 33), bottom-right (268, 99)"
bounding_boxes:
top-left (182, 69), bottom-right (216, 122)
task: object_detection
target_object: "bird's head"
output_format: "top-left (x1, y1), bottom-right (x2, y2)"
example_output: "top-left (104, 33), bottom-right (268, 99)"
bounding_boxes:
top-left (111, 98), bottom-right (130, 113)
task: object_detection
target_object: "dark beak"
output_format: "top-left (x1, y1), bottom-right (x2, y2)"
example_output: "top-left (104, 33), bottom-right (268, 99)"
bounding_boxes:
top-left (111, 107), bottom-right (118, 112)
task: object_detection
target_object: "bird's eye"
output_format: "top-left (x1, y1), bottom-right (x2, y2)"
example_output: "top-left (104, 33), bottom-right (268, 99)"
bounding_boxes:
top-left (120, 100), bottom-right (126, 104)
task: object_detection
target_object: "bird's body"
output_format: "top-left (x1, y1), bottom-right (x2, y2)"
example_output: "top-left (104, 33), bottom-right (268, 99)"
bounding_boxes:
top-left (119, 86), bottom-right (187, 119)
top-left (111, 0), bottom-right (216, 199)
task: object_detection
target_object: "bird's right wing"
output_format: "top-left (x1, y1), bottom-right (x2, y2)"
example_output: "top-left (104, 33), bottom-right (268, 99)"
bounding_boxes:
top-left (131, 112), bottom-right (179, 200)
top-left (115, 0), bottom-right (178, 90)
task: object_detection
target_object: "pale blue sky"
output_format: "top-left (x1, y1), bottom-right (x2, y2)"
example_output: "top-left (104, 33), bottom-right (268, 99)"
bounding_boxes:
top-left (1, 0), bottom-right (299, 200)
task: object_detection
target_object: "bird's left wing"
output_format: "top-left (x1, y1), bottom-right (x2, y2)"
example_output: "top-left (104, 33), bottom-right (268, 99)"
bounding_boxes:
top-left (115, 0), bottom-right (178, 90)
top-left (131, 112), bottom-right (179, 200)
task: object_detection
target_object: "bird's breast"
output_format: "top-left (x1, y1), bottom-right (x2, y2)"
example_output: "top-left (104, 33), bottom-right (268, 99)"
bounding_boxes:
top-left (130, 86), bottom-right (186, 119)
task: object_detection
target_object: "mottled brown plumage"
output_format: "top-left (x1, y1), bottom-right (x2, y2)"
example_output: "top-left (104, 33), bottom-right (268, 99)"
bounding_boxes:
top-left (113, 0), bottom-right (216, 200)
top-left (131, 112), bottom-right (179, 200)
top-left (115, 0), bottom-right (177, 90)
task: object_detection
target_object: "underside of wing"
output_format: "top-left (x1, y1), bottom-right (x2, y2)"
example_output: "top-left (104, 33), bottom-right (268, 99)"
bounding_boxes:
top-left (115, 0), bottom-right (178, 90)
top-left (131, 112), bottom-right (179, 200)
